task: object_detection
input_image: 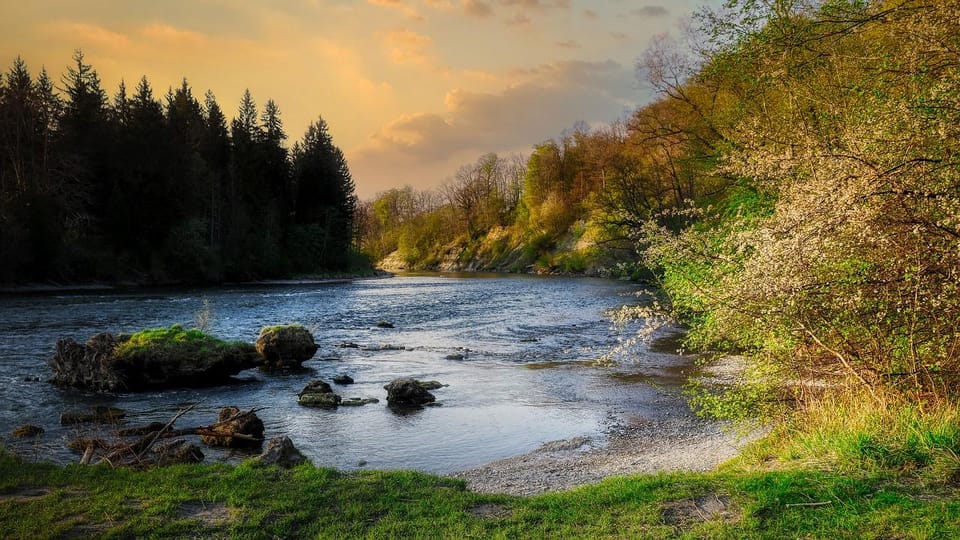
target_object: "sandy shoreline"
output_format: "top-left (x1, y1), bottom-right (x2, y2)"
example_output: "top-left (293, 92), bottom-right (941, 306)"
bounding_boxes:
top-left (451, 356), bottom-right (759, 496)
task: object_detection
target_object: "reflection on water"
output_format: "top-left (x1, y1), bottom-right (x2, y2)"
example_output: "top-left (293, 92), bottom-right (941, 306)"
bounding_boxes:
top-left (0, 274), bottom-right (694, 473)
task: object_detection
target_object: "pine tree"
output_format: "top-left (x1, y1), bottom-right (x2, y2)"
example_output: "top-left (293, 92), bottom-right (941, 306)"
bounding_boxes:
top-left (290, 117), bottom-right (357, 270)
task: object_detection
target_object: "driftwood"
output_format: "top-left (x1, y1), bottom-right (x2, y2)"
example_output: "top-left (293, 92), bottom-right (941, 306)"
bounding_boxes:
top-left (73, 403), bottom-right (266, 468)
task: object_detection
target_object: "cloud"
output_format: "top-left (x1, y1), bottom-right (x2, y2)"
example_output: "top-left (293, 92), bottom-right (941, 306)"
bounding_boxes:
top-left (462, 0), bottom-right (493, 17)
top-left (39, 21), bottom-right (130, 49)
top-left (367, 0), bottom-right (424, 21)
top-left (461, 0), bottom-right (568, 19)
top-left (381, 29), bottom-right (435, 66)
top-left (349, 59), bottom-right (643, 195)
top-left (505, 14), bottom-right (531, 25)
top-left (139, 24), bottom-right (207, 48)
top-left (632, 6), bottom-right (669, 18)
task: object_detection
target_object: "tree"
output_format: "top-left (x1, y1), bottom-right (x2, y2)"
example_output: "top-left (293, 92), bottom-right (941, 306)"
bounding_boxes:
top-left (290, 117), bottom-right (357, 270)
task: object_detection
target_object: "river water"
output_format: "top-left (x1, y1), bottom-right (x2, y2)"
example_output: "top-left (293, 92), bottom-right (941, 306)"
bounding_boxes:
top-left (0, 274), bottom-right (692, 473)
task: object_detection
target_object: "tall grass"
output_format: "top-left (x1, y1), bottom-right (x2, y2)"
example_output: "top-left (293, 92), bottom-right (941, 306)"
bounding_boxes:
top-left (743, 390), bottom-right (960, 482)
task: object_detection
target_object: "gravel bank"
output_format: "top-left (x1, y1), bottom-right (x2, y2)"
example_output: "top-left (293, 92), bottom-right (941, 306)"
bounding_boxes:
top-left (451, 355), bottom-right (761, 496)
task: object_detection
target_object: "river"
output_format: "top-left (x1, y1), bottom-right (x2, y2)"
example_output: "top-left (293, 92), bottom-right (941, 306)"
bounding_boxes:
top-left (0, 273), bottom-right (693, 473)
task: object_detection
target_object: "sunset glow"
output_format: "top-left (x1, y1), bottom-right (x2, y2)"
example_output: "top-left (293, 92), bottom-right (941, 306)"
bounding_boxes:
top-left (3, 0), bottom-right (705, 198)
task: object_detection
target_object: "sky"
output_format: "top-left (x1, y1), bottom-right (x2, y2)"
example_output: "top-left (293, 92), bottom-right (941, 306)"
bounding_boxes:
top-left (1, 0), bottom-right (711, 199)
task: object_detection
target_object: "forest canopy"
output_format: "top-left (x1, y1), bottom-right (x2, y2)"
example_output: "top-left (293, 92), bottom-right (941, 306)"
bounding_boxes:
top-left (0, 51), bottom-right (359, 284)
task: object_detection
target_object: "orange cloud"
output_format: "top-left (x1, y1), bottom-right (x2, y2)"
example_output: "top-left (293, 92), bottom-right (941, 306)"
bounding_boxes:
top-left (367, 0), bottom-right (424, 21)
top-left (39, 21), bottom-right (130, 49)
top-left (381, 29), bottom-right (435, 66)
top-left (139, 24), bottom-right (207, 48)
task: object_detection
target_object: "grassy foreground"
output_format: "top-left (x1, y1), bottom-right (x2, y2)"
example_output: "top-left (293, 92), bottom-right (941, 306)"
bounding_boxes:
top-left (1, 448), bottom-right (958, 539)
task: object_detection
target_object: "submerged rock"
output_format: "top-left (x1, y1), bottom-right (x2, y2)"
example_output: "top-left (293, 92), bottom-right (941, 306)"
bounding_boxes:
top-left (383, 378), bottom-right (438, 406)
top-left (255, 436), bottom-right (309, 468)
top-left (60, 406), bottom-right (126, 426)
top-left (298, 380), bottom-right (342, 408)
top-left (49, 326), bottom-right (261, 392)
top-left (445, 353), bottom-right (465, 361)
top-left (255, 324), bottom-right (318, 368)
top-left (12, 425), bottom-right (44, 438)
top-left (340, 397), bottom-right (379, 407)
top-left (200, 406), bottom-right (264, 448)
top-left (375, 321), bottom-right (395, 329)
top-left (332, 374), bottom-right (354, 385)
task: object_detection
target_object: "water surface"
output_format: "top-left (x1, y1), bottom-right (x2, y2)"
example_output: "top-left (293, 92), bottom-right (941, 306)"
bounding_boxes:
top-left (0, 274), bottom-right (692, 473)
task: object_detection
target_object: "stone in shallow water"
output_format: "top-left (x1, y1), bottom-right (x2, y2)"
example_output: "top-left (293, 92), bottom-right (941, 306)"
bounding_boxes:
top-left (332, 374), bottom-right (354, 385)
top-left (255, 325), bottom-right (318, 368)
top-left (383, 378), bottom-right (437, 406)
top-left (255, 436), bottom-right (309, 468)
top-left (12, 425), bottom-right (44, 438)
top-left (298, 379), bottom-right (342, 408)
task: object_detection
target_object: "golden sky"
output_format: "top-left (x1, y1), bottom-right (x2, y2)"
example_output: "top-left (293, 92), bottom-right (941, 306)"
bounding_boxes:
top-left (2, 0), bottom-right (709, 198)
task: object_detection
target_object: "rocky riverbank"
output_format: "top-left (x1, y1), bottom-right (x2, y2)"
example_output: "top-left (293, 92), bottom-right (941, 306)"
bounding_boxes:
top-left (452, 355), bottom-right (760, 495)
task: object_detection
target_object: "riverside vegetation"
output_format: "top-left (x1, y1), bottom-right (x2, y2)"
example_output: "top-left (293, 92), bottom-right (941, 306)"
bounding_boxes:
top-left (4, 0), bottom-right (960, 537)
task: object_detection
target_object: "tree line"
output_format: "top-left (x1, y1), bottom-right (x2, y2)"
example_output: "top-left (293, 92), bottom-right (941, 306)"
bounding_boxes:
top-left (360, 0), bottom-right (960, 407)
top-left (0, 51), bottom-right (359, 284)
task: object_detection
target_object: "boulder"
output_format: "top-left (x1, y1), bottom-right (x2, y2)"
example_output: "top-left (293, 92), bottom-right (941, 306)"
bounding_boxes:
top-left (49, 327), bottom-right (261, 392)
top-left (152, 440), bottom-right (204, 466)
top-left (376, 321), bottom-right (395, 329)
top-left (383, 378), bottom-right (437, 406)
top-left (200, 406), bottom-right (264, 448)
top-left (255, 436), bottom-right (309, 468)
top-left (332, 374), bottom-right (354, 385)
top-left (12, 425), bottom-right (44, 438)
top-left (298, 380), bottom-right (342, 408)
top-left (255, 325), bottom-right (318, 368)
top-left (445, 353), bottom-right (465, 361)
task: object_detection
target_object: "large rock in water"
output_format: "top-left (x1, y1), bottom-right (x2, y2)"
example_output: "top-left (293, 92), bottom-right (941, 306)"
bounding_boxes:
top-left (49, 327), bottom-right (261, 392)
top-left (383, 378), bottom-right (437, 406)
top-left (255, 325), bottom-right (318, 368)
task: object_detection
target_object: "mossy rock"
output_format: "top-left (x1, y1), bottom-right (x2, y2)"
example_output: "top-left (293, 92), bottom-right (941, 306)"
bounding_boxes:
top-left (298, 379), bottom-right (342, 408)
top-left (256, 325), bottom-right (318, 368)
top-left (49, 325), bottom-right (261, 392)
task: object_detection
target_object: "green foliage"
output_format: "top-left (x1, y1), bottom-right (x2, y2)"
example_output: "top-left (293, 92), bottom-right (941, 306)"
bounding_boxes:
top-left (638, 1), bottom-right (960, 409)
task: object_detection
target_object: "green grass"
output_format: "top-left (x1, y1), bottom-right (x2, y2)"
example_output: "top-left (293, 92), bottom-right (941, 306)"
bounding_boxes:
top-left (115, 325), bottom-right (248, 357)
top-left (1, 448), bottom-right (958, 539)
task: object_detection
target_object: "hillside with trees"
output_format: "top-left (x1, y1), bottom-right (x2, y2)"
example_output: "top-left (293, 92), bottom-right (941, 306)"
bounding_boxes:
top-left (0, 51), bottom-right (360, 285)
top-left (362, 0), bottom-right (960, 469)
